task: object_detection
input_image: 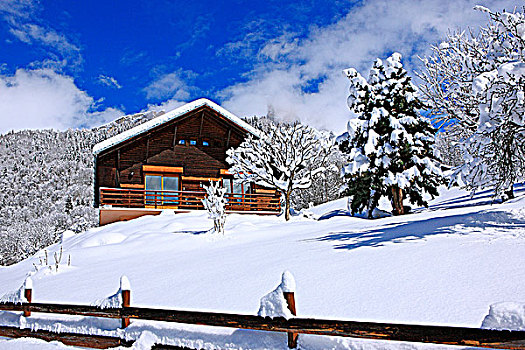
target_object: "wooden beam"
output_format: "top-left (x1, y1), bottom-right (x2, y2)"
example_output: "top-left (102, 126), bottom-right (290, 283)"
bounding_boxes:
top-left (199, 112), bottom-right (204, 139)
top-left (143, 165), bottom-right (183, 174)
top-left (0, 302), bottom-right (121, 318)
top-left (181, 176), bottom-right (220, 182)
top-left (226, 128), bottom-right (231, 149)
top-left (145, 136), bottom-right (150, 162)
top-left (172, 125), bottom-right (178, 150)
top-left (117, 150), bottom-right (121, 170)
top-left (0, 326), bottom-right (132, 349)
top-left (1, 301), bottom-right (525, 349)
top-left (115, 169), bottom-right (120, 187)
top-left (120, 307), bottom-right (525, 349)
top-left (120, 184), bottom-right (144, 189)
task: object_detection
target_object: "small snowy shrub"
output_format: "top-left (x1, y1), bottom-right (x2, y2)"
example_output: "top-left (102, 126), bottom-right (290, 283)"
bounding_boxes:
top-left (32, 245), bottom-right (71, 273)
top-left (202, 180), bottom-right (227, 235)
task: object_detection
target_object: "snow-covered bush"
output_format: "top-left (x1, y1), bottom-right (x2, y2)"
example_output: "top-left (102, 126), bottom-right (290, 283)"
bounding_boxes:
top-left (434, 130), bottom-right (464, 168)
top-left (454, 61), bottom-right (525, 198)
top-left (202, 180), bottom-right (227, 235)
top-left (419, 6), bottom-right (525, 199)
top-left (291, 147), bottom-right (345, 211)
top-left (227, 121), bottom-right (334, 220)
top-left (341, 53), bottom-right (443, 217)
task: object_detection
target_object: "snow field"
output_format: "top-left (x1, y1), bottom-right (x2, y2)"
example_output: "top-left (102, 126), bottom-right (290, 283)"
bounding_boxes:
top-left (0, 185), bottom-right (524, 349)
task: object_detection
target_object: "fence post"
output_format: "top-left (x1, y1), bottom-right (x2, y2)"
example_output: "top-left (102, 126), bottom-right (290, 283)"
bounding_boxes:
top-left (23, 277), bottom-right (33, 317)
top-left (120, 276), bottom-right (131, 328)
top-left (281, 271), bottom-right (297, 349)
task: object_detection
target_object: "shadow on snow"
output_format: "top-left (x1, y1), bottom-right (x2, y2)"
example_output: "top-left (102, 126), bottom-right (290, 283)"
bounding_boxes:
top-left (311, 209), bottom-right (525, 251)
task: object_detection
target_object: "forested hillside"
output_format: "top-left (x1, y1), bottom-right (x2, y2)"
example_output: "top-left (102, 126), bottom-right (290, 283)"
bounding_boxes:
top-left (0, 111), bottom-right (161, 265)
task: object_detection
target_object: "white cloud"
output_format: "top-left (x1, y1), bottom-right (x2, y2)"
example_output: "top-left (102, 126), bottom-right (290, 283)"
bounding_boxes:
top-left (98, 75), bottom-right (122, 89)
top-left (0, 0), bottom-right (34, 19)
top-left (0, 68), bottom-right (122, 134)
top-left (220, 0), bottom-right (520, 134)
top-left (1, 0), bottom-right (82, 67)
top-left (9, 23), bottom-right (80, 54)
top-left (143, 70), bottom-right (195, 101)
top-left (144, 99), bottom-right (186, 115)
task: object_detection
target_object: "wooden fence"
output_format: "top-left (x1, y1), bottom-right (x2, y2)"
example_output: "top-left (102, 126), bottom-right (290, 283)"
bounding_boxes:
top-left (99, 187), bottom-right (281, 212)
top-left (1, 275), bottom-right (525, 349)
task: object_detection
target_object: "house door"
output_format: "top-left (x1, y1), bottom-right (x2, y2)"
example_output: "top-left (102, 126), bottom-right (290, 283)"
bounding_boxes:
top-left (145, 175), bottom-right (180, 207)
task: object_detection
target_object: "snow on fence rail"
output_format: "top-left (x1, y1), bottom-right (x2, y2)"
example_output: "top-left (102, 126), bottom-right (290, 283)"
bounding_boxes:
top-left (1, 274), bottom-right (525, 349)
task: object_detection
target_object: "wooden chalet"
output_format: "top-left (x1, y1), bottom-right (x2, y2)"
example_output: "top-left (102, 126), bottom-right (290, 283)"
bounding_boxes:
top-left (93, 98), bottom-right (280, 225)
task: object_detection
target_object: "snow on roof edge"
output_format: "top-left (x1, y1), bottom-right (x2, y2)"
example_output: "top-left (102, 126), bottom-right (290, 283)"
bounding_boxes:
top-left (93, 98), bottom-right (260, 156)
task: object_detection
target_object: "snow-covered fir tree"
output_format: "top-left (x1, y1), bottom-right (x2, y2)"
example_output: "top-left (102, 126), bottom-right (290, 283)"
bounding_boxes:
top-left (226, 121), bottom-right (334, 221)
top-left (202, 180), bottom-right (227, 235)
top-left (419, 6), bottom-right (525, 199)
top-left (340, 53), bottom-right (443, 218)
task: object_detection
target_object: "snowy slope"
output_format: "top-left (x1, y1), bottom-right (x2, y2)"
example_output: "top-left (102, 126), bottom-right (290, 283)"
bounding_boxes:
top-left (1, 185), bottom-right (525, 349)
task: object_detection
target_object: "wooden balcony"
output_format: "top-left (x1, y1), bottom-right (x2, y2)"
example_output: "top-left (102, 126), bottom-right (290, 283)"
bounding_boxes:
top-left (99, 187), bottom-right (281, 213)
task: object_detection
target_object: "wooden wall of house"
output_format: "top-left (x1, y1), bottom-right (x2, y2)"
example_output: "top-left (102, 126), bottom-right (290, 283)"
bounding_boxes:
top-left (95, 106), bottom-right (249, 206)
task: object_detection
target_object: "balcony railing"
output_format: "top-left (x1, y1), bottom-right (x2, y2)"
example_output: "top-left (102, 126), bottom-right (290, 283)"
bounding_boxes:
top-left (99, 187), bottom-right (281, 213)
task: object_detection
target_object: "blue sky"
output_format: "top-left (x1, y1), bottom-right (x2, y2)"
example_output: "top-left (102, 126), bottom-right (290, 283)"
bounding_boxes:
top-left (0, 0), bottom-right (520, 133)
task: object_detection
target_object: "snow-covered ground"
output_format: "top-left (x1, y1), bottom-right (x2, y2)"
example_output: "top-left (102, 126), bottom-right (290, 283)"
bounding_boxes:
top-left (1, 185), bottom-right (525, 349)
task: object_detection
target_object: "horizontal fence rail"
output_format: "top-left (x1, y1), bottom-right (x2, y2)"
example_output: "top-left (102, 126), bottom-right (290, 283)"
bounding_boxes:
top-left (1, 301), bottom-right (525, 349)
top-left (0, 325), bottom-right (132, 349)
top-left (99, 187), bottom-right (281, 212)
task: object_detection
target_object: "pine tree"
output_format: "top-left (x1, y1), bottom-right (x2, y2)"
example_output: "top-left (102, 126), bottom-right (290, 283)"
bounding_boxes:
top-left (340, 53), bottom-right (443, 218)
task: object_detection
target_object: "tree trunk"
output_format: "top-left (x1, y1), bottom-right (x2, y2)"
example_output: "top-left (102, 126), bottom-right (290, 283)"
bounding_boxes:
top-left (391, 186), bottom-right (405, 216)
top-left (503, 187), bottom-right (514, 202)
top-left (284, 190), bottom-right (291, 221)
top-left (367, 191), bottom-right (376, 219)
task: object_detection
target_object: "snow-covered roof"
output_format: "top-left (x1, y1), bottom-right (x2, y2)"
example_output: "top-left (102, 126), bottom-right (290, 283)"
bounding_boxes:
top-left (93, 98), bottom-right (259, 156)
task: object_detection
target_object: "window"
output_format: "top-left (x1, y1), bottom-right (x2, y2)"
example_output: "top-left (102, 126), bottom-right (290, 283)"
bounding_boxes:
top-left (190, 140), bottom-right (197, 145)
top-left (227, 179), bottom-right (249, 202)
top-left (223, 179), bottom-right (232, 194)
top-left (145, 175), bottom-right (179, 205)
top-left (178, 139), bottom-right (185, 145)
top-left (145, 175), bottom-right (161, 204)
top-left (202, 141), bottom-right (209, 146)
